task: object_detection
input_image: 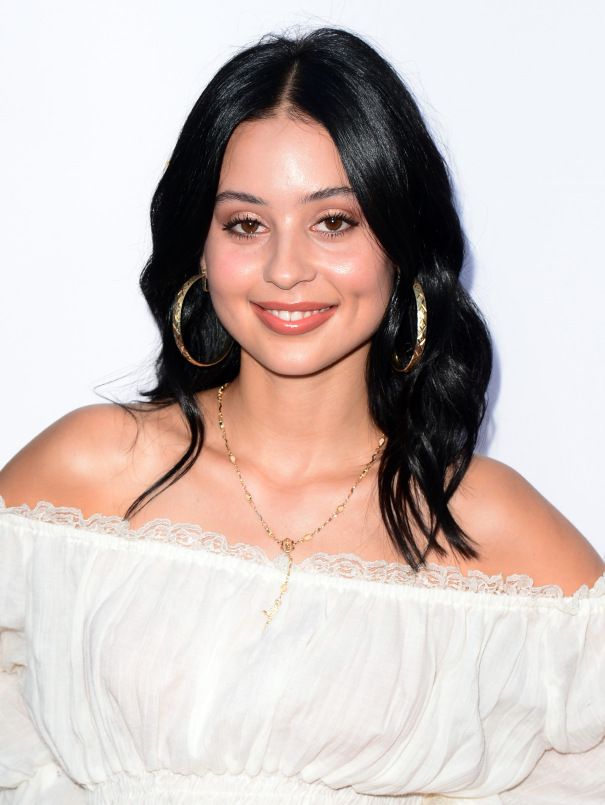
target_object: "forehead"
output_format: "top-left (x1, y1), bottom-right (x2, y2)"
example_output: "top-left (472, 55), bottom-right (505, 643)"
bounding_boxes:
top-left (218, 114), bottom-right (350, 196)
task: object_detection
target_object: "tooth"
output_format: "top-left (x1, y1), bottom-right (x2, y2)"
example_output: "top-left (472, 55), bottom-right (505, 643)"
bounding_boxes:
top-left (264, 307), bottom-right (333, 321)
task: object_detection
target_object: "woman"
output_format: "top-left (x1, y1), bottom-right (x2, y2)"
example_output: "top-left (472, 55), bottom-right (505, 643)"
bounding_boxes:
top-left (0, 26), bottom-right (603, 804)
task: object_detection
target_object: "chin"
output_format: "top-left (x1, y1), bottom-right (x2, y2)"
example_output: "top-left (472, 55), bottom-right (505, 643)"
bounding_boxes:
top-left (242, 344), bottom-right (366, 377)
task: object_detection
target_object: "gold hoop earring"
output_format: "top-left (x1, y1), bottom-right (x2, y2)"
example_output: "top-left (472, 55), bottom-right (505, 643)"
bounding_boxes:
top-left (171, 262), bottom-right (234, 367)
top-left (392, 279), bottom-right (427, 373)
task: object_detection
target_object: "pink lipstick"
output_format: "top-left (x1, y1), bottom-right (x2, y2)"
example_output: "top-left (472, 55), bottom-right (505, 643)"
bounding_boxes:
top-left (251, 301), bottom-right (337, 335)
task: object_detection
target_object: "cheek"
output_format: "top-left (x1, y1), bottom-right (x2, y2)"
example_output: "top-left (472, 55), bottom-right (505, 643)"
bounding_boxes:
top-left (330, 256), bottom-right (393, 313)
top-left (204, 238), bottom-right (258, 300)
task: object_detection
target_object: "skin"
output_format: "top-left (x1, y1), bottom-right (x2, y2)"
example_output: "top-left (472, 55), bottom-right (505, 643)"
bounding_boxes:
top-left (1, 111), bottom-right (603, 594)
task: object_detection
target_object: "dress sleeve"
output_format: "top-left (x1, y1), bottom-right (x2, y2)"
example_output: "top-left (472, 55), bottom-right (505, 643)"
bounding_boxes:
top-left (0, 509), bottom-right (85, 804)
top-left (500, 578), bottom-right (605, 804)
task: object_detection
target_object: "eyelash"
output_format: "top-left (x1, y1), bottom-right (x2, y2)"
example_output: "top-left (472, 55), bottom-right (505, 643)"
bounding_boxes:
top-left (222, 213), bottom-right (358, 240)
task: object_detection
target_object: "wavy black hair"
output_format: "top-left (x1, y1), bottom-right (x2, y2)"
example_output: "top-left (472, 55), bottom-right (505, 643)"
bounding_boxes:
top-left (127, 26), bottom-right (493, 570)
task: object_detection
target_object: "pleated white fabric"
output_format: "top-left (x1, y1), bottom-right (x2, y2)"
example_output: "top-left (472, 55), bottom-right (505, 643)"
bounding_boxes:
top-left (0, 497), bottom-right (604, 804)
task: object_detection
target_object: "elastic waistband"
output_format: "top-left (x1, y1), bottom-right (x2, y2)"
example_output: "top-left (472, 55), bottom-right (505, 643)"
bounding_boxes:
top-left (87, 768), bottom-right (422, 803)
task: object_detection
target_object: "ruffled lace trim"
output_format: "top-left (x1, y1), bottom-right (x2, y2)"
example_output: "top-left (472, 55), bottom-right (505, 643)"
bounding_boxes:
top-left (2, 497), bottom-right (604, 600)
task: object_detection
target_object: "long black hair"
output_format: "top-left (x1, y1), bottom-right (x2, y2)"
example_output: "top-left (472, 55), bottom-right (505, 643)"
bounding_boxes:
top-left (127, 26), bottom-right (493, 571)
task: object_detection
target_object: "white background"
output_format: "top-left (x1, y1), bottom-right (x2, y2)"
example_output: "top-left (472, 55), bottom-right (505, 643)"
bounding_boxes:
top-left (1, 0), bottom-right (603, 554)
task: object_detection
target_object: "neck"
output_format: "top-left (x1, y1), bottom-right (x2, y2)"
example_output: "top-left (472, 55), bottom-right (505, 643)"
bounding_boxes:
top-left (215, 351), bottom-right (383, 483)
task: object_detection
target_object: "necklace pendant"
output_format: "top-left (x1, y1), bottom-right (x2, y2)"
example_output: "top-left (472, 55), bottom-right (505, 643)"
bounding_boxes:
top-left (280, 537), bottom-right (294, 554)
top-left (216, 385), bottom-right (385, 630)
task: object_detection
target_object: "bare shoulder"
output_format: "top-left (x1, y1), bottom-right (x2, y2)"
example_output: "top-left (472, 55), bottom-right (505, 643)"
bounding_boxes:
top-left (448, 455), bottom-right (605, 594)
top-left (0, 401), bottom-right (187, 518)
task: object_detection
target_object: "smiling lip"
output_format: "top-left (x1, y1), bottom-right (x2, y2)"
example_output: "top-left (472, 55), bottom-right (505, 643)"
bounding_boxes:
top-left (251, 301), bottom-right (337, 335)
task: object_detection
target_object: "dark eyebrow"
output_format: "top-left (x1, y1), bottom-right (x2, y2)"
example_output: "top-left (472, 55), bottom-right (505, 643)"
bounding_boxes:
top-left (214, 186), bottom-right (356, 207)
top-left (300, 186), bottom-right (356, 204)
top-left (214, 190), bottom-right (266, 206)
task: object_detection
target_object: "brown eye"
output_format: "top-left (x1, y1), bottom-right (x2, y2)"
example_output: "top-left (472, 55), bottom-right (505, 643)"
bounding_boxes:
top-left (314, 213), bottom-right (357, 237)
top-left (240, 219), bottom-right (259, 234)
top-left (223, 216), bottom-right (265, 238)
top-left (324, 216), bottom-right (343, 231)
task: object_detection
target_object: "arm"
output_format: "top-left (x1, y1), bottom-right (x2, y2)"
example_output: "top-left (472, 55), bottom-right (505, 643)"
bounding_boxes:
top-left (0, 405), bottom-right (147, 802)
top-left (0, 510), bottom-right (88, 802)
top-left (0, 404), bottom-right (141, 516)
top-left (450, 455), bottom-right (605, 595)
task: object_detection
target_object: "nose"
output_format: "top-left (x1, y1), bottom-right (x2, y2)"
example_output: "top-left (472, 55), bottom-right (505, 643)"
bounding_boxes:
top-left (262, 231), bottom-right (317, 290)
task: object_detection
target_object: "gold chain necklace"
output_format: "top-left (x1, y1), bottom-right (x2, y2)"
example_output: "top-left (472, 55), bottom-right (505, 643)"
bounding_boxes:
top-left (216, 382), bottom-right (385, 627)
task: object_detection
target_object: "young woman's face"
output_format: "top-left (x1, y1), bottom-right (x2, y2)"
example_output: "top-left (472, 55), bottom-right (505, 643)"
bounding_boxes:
top-left (203, 113), bottom-right (395, 376)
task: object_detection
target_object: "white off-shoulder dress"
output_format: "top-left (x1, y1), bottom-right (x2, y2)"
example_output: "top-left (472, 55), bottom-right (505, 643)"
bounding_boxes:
top-left (0, 497), bottom-right (604, 804)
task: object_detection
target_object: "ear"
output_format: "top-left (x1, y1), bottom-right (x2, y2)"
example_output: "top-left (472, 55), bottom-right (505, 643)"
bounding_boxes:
top-left (199, 257), bottom-right (208, 291)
